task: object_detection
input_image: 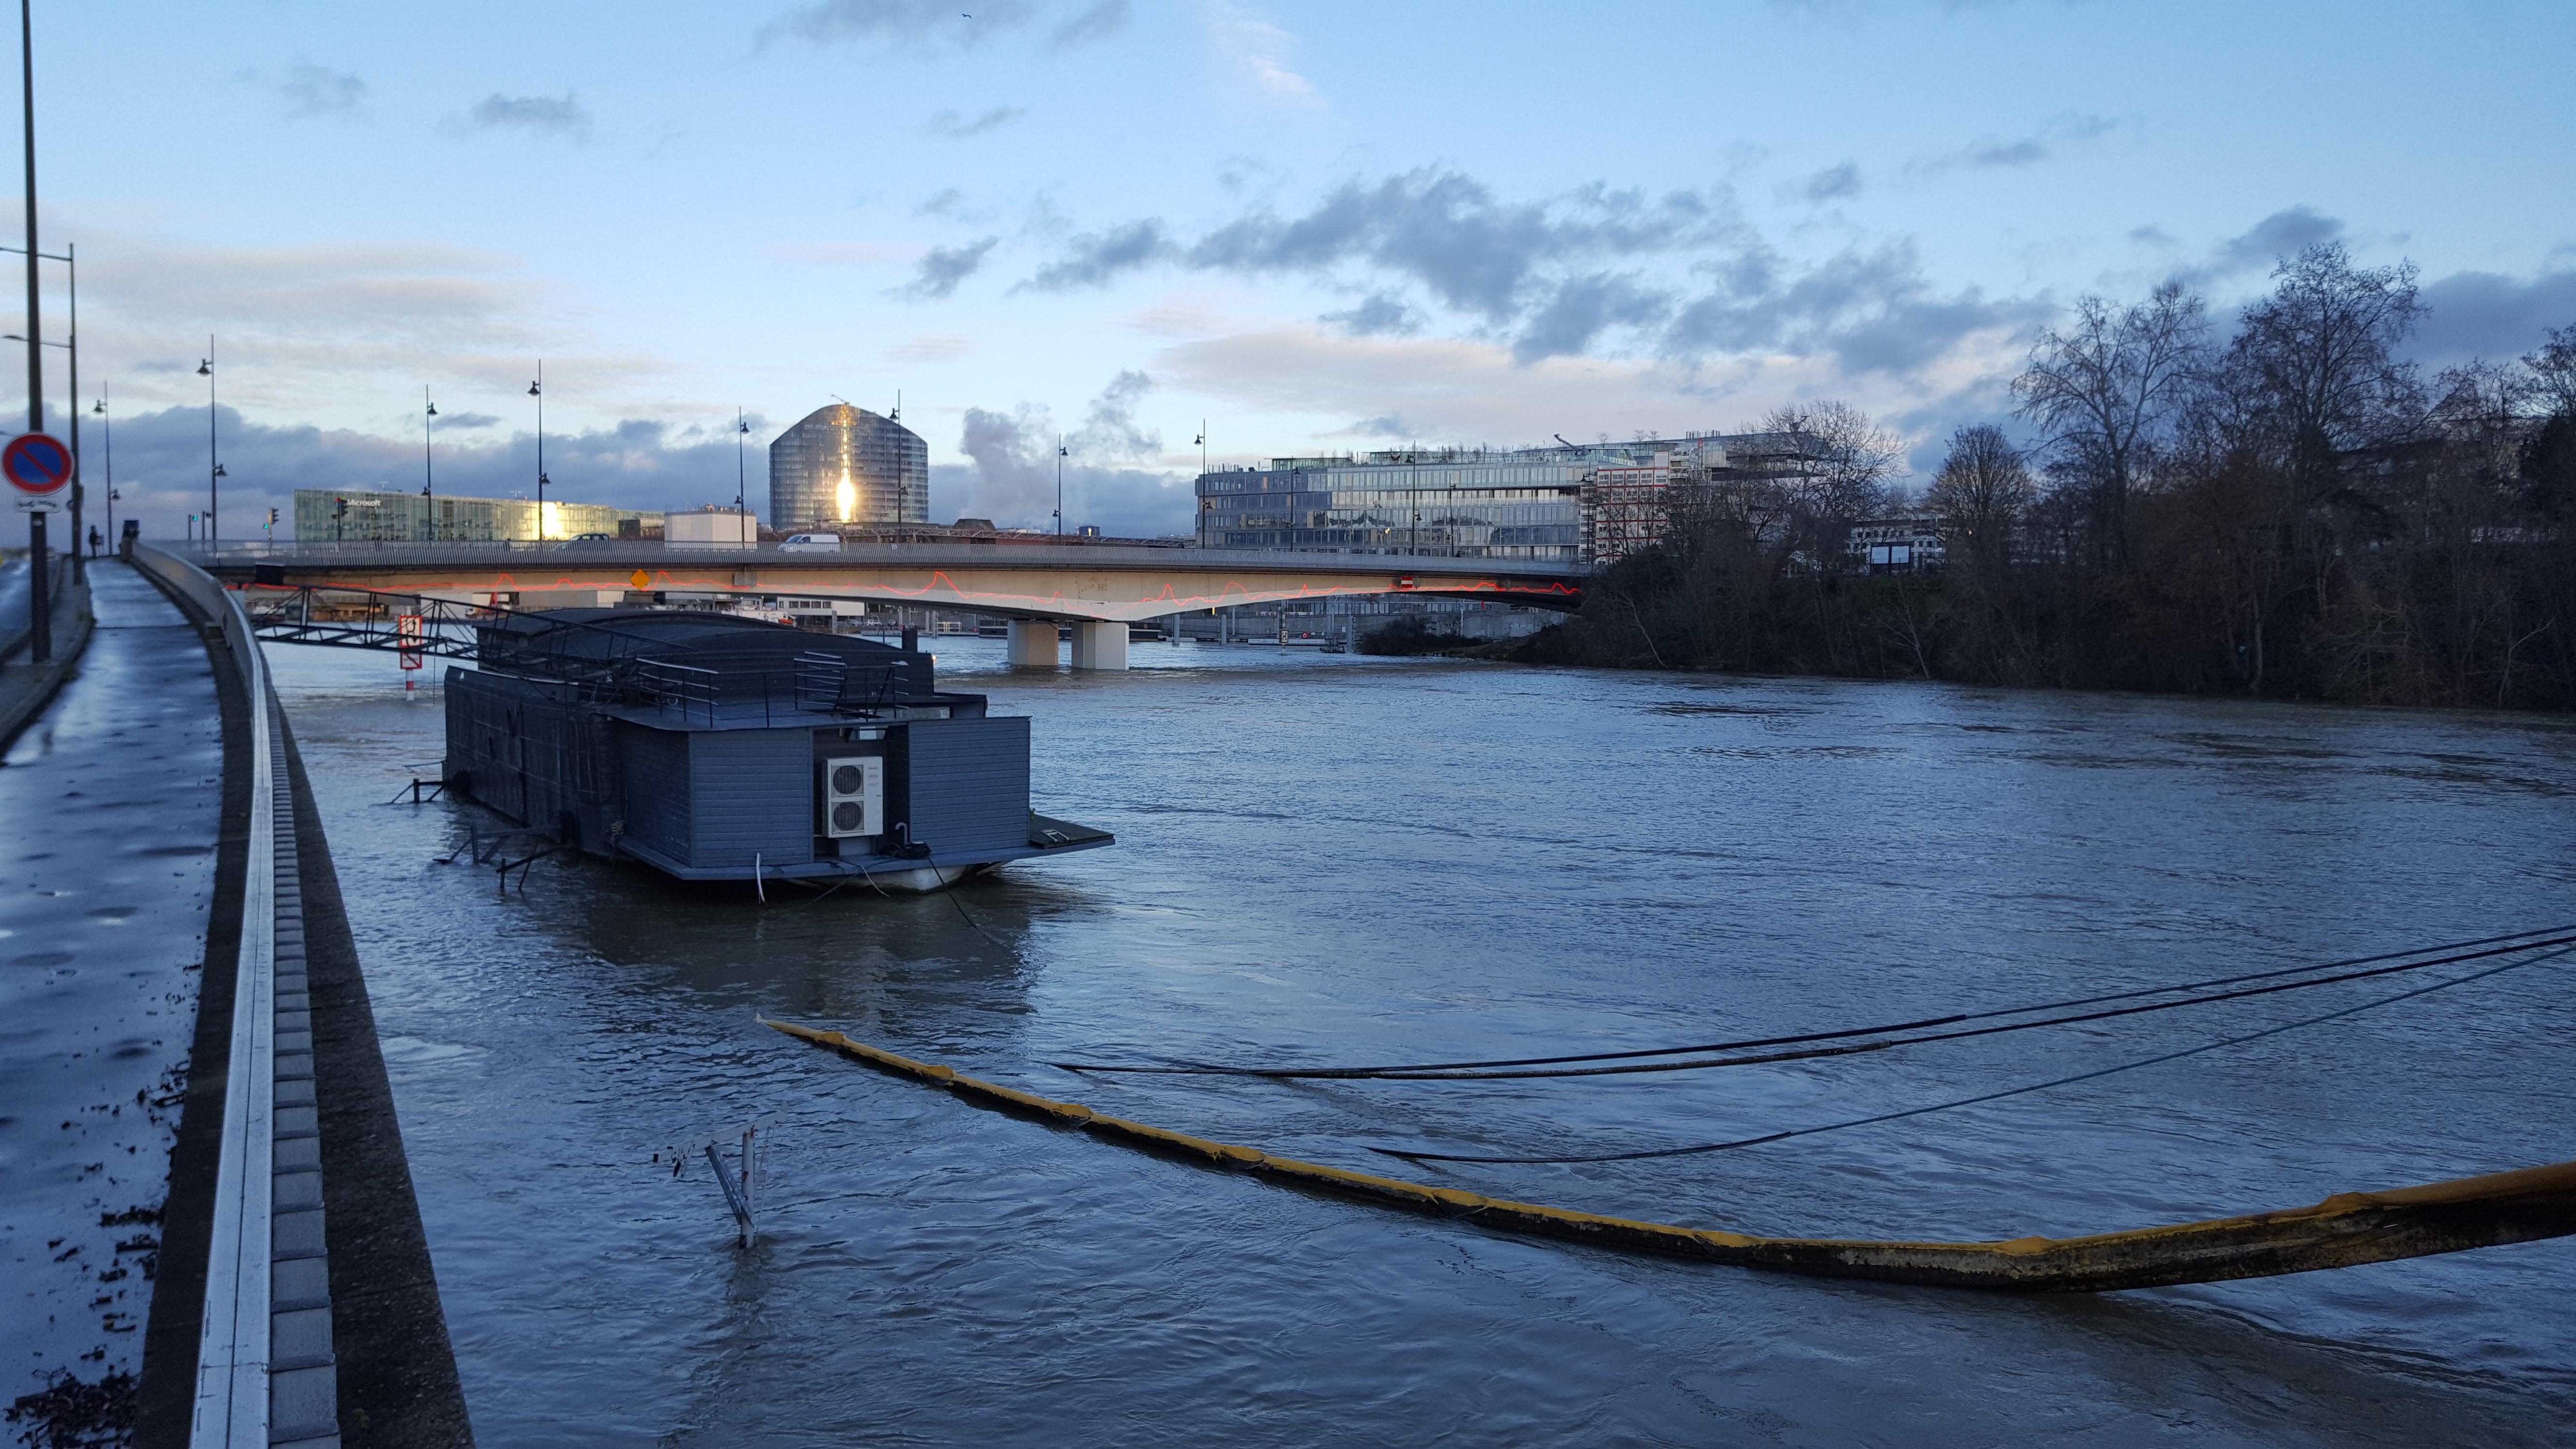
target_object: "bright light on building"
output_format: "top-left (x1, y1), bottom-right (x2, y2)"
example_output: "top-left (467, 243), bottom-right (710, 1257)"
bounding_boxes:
top-left (540, 499), bottom-right (564, 538)
top-left (768, 403), bottom-right (928, 532)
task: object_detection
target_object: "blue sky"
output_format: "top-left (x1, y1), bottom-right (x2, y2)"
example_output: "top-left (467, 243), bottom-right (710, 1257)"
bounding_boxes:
top-left (17, 0), bottom-right (2576, 538)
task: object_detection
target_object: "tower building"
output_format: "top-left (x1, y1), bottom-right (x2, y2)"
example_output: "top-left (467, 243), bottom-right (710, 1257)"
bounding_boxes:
top-left (769, 403), bottom-right (928, 531)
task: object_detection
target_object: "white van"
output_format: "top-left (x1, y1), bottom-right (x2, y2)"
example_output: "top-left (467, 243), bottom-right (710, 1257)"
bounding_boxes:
top-left (779, 533), bottom-right (843, 553)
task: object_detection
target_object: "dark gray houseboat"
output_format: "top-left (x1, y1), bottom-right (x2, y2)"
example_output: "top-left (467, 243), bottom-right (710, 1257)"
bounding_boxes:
top-left (443, 609), bottom-right (1111, 890)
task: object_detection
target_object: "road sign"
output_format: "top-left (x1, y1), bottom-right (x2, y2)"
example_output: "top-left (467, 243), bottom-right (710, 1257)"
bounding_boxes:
top-left (3, 432), bottom-right (75, 499)
top-left (629, 569), bottom-right (650, 589)
top-left (398, 613), bottom-right (425, 670)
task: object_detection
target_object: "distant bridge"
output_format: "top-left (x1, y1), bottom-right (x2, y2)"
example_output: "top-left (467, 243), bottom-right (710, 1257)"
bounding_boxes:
top-left (162, 540), bottom-right (1587, 670)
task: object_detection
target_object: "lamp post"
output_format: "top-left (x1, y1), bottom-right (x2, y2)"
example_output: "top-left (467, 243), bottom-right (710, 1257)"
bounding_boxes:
top-left (91, 387), bottom-right (109, 550)
top-left (17, 0), bottom-right (47, 658)
top-left (734, 406), bottom-right (747, 516)
top-left (528, 362), bottom-right (546, 542)
top-left (1054, 435), bottom-right (1065, 538)
top-left (422, 386), bottom-right (437, 541)
top-left (198, 339), bottom-right (220, 542)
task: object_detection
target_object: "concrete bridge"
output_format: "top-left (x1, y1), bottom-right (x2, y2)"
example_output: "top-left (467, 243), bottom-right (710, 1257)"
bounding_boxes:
top-left (162, 539), bottom-right (1588, 670)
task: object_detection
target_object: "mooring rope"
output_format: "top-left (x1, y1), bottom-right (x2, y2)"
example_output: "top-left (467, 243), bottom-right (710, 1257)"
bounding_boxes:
top-left (1368, 943), bottom-right (2576, 1164)
top-left (1049, 925), bottom-right (2576, 1081)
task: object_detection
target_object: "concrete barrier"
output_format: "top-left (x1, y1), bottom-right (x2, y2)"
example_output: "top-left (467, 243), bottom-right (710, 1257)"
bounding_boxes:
top-left (133, 544), bottom-right (340, 1448)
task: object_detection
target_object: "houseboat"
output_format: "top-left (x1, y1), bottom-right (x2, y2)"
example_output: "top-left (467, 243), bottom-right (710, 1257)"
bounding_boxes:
top-left (442, 609), bottom-right (1111, 891)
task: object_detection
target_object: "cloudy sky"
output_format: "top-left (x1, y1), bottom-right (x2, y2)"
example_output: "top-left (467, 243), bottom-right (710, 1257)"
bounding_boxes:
top-left (15, 0), bottom-right (2574, 539)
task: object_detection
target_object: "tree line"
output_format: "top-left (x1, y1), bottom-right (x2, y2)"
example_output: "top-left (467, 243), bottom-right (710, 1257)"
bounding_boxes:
top-left (1523, 242), bottom-right (2576, 710)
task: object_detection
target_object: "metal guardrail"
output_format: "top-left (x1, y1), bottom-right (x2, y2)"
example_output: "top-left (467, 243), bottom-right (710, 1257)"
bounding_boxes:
top-left (155, 538), bottom-right (1589, 580)
top-left (132, 544), bottom-right (342, 1449)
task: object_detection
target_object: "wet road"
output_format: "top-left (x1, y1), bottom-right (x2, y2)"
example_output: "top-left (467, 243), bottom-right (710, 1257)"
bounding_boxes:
top-left (0, 564), bottom-right (218, 1396)
top-left (267, 637), bottom-right (2576, 1446)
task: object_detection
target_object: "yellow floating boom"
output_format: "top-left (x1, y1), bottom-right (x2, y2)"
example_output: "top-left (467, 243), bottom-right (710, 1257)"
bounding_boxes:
top-left (764, 1019), bottom-right (2576, 1292)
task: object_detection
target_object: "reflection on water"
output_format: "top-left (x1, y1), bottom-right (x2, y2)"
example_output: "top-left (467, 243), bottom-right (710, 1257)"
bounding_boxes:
top-left (263, 640), bottom-right (2576, 1446)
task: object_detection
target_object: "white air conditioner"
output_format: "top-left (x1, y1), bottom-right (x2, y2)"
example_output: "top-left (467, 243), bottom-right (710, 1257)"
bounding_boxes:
top-left (821, 756), bottom-right (883, 838)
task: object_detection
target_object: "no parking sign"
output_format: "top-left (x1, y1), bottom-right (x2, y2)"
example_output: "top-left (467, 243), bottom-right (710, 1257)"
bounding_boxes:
top-left (3, 432), bottom-right (72, 511)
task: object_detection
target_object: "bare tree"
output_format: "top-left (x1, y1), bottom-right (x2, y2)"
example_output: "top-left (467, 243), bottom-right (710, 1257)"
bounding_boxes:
top-left (1925, 423), bottom-right (2034, 568)
top-left (2222, 242), bottom-right (2425, 496)
top-left (1758, 399), bottom-right (1905, 518)
top-left (2524, 323), bottom-right (2576, 420)
top-left (2013, 281), bottom-right (2208, 561)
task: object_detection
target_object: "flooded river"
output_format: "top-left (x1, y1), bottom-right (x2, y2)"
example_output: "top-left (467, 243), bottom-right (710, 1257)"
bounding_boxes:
top-left (262, 638), bottom-right (2576, 1446)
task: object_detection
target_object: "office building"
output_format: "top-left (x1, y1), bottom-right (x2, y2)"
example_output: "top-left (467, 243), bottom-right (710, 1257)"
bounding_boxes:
top-left (769, 403), bottom-right (928, 531)
top-left (1193, 433), bottom-right (1832, 564)
top-left (292, 489), bottom-right (662, 543)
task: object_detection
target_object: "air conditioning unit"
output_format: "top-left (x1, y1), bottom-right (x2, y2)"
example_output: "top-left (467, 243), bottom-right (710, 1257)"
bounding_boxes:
top-left (821, 756), bottom-right (883, 838)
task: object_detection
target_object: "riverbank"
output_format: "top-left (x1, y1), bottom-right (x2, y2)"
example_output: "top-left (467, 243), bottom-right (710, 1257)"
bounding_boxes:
top-left (1467, 567), bottom-right (2574, 713)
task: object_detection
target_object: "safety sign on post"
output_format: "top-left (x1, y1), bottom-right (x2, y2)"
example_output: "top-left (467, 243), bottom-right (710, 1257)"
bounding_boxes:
top-left (3, 431), bottom-right (73, 511)
top-left (398, 613), bottom-right (425, 694)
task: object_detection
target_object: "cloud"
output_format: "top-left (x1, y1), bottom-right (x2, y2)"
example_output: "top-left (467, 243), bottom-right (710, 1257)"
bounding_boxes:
top-left (918, 188), bottom-right (967, 216)
top-left (2412, 268), bottom-right (2576, 369)
top-left (1158, 322), bottom-right (2024, 481)
top-left (1174, 170), bottom-right (1743, 320)
top-left (1016, 220), bottom-right (1173, 292)
top-left (2194, 205), bottom-right (2344, 282)
top-left (1048, 0), bottom-right (1129, 49)
top-left (1516, 273), bottom-right (1669, 361)
top-left (1212, 5), bottom-right (1319, 103)
top-left (925, 106), bottom-right (1025, 138)
top-left (1801, 161), bottom-right (1862, 202)
top-left (1320, 294), bottom-right (1418, 337)
top-left (1016, 167), bottom-right (2017, 370)
top-left (1664, 239), bottom-right (2033, 374)
top-left (468, 93), bottom-right (592, 140)
top-left (947, 371), bottom-right (1186, 534)
top-left (435, 411), bottom-right (502, 429)
top-left (765, 0), bottom-right (1046, 49)
top-left (1073, 369), bottom-right (1160, 459)
top-left (265, 61), bottom-right (365, 120)
top-left (1919, 113), bottom-right (2117, 172)
top-left (897, 237), bottom-right (999, 299)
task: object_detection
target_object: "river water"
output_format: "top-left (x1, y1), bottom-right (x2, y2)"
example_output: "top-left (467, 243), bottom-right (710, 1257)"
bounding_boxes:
top-left (261, 637), bottom-right (2576, 1446)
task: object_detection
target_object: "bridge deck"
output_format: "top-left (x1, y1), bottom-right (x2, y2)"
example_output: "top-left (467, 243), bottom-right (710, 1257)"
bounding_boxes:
top-left (166, 541), bottom-right (1587, 624)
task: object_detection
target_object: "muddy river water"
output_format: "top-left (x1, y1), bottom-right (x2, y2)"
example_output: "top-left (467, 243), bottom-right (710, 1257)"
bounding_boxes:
top-left (263, 638), bottom-right (2576, 1446)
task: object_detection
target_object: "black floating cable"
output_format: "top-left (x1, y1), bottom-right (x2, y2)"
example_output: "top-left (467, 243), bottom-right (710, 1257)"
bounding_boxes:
top-left (1321, 933), bottom-right (2576, 1081)
top-left (1368, 944), bottom-right (2576, 1165)
top-left (1048, 924), bottom-right (2576, 1079)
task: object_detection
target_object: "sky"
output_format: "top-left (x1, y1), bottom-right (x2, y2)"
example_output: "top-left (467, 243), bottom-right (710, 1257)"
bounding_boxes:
top-left (11, 0), bottom-right (2574, 540)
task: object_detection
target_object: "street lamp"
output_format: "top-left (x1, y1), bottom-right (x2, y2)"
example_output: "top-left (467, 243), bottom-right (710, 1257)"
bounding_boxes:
top-left (198, 340), bottom-right (219, 542)
top-left (91, 388), bottom-right (110, 550)
top-left (1054, 435), bottom-right (1065, 538)
top-left (528, 363), bottom-right (547, 542)
top-left (734, 407), bottom-right (748, 516)
top-left (422, 386), bottom-right (437, 542)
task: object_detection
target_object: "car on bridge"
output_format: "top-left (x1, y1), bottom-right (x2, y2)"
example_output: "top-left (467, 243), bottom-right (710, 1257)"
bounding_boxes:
top-left (780, 532), bottom-right (843, 553)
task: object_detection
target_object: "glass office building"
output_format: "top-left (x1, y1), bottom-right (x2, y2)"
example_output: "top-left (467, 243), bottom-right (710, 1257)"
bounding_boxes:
top-left (290, 489), bottom-right (662, 542)
top-left (1194, 434), bottom-right (1836, 563)
top-left (769, 404), bottom-right (929, 531)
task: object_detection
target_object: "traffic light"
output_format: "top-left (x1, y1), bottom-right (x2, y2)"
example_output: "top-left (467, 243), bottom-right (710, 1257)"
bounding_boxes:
top-left (265, 506), bottom-right (279, 538)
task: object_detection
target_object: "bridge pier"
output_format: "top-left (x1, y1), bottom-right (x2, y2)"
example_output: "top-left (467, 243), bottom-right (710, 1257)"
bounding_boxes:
top-left (1005, 618), bottom-right (1059, 668)
top-left (1069, 620), bottom-right (1129, 672)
